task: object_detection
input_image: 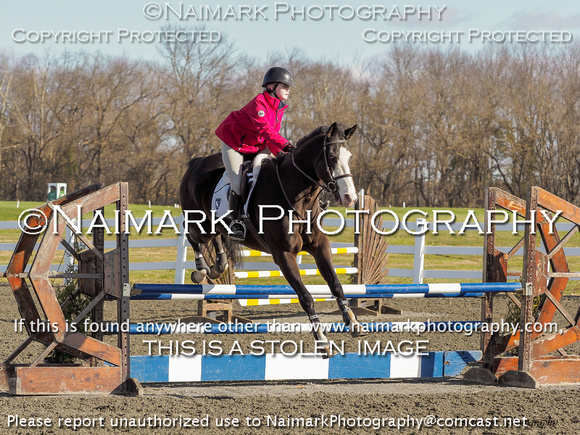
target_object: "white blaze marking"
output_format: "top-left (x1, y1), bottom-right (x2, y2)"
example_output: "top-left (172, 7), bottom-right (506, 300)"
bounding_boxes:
top-left (333, 147), bottom-right (357, 206)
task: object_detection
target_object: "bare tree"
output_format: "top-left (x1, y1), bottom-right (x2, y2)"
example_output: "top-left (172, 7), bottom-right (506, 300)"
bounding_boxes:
top-left (0, 53), bottom-right (16, 198)
top-left (158, 25), bottom-right (238, 161)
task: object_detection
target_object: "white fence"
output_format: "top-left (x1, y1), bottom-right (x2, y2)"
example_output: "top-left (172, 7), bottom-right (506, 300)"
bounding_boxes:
top-left (2, 217), bottom-right (577, 284)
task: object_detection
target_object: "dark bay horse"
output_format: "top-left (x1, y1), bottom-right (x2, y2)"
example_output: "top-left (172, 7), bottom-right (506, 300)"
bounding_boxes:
top-left (180, 123), bottom-right (363, 357)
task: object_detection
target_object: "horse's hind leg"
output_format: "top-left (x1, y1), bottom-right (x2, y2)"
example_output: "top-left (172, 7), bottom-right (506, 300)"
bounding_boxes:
top-left (190, 241), bottom-right (211, 283)
top-left (208, 235), bottom-right (228, 279)
top-left (272, 251), bottom-right (332, 358)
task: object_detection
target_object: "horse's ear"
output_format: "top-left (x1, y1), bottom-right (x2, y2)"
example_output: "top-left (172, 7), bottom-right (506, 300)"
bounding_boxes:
top-left (326, 122), bottom-right (338, 138)
top-left (345, 125), bottom-right (357, 140)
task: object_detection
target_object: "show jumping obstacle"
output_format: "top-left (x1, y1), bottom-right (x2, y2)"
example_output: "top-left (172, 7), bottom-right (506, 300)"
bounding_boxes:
top-left (1, 183), bottom-right (579, 394)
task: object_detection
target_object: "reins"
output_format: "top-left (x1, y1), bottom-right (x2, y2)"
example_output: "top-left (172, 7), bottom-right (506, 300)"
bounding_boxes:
top-left (275, 136), bottom-right (354, 221)
top-left (293, 138), bottom-right (353, 194)
top-left (275, 160), bottom-right (319, 221)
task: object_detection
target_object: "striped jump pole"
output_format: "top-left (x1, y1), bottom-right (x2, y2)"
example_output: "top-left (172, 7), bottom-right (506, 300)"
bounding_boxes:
top-left (238, 297), bottom-right (331, 306)
top-left (240, 247), bottom-right (358, 257)
top-left (132, 282), bottom-right (521, 300)
top-left (131, 292), bottom-right (490, 300)
top-left (235, 266), bottom-right (357, 279)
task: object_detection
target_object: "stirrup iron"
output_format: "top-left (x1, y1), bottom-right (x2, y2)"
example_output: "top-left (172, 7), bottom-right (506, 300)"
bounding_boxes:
top-left (229, 219), bottom-right (247, 241)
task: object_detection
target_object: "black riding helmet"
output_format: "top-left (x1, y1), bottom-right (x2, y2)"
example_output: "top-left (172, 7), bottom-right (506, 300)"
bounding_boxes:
top-left (262, 66), bottom-right (295, 88)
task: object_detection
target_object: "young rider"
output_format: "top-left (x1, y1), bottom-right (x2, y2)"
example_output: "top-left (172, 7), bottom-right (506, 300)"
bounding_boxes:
top-left (216, 66), bottom-right (295, 239)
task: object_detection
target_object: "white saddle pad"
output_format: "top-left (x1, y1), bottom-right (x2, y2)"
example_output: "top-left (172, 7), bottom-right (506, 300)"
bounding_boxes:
top-left (211, 171), bottom-right (257, 219)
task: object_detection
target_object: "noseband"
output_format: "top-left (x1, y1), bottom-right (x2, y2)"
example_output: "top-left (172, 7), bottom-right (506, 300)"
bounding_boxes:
top-left (291, 137), bottom-right (354, 194)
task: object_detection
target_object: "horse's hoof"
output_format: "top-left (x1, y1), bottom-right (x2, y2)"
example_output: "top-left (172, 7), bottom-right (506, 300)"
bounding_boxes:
top-left (208, 265), bottom-right (223, 279)
top-left (341, 306), bottom-right (353, 324)
top-left (191, 269), bottom-right (207, 283)
top-left (313, 329), bottom-right (333, 358)
top-left (318, 342), bottom-right (332, 359)
top-left (350, 322), bottom-right (367, 338)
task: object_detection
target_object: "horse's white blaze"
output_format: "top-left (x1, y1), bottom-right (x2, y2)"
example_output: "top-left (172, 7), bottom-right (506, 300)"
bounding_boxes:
top-left (334, 147), bottom-right (357, 207)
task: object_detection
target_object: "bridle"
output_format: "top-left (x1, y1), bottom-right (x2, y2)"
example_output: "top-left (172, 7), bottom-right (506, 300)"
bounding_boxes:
top-left (275, 135), bottom-right (354, 220)
top-left (291, 137), bottom-right (354, 194)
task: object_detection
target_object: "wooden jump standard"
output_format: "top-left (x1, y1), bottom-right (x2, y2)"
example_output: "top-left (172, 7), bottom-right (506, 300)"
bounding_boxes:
top-left (0, 183), bottom-right (140, 395)
top-left (465, 187), bottom-right (580, 387)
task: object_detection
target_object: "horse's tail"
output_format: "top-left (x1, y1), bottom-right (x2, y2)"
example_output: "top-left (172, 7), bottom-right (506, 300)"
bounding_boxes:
top-left (223, 237), bottom-right (244, 270)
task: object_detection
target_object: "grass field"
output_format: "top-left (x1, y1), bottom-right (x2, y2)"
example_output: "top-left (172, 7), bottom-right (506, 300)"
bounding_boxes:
top-left (1, 200), bottom-right (579, 294)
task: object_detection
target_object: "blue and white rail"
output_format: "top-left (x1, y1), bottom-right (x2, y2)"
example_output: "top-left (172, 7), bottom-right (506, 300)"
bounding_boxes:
top-left (130, 351), bottom-right (482, 383)
top-left (131, 282), bottom-right (521, 300)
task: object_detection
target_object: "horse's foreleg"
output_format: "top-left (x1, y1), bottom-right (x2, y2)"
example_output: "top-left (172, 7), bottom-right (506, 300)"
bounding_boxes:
top-left (208, 235), bottom-right (228, 279)
top-left (273, 251), bottom-right (332, 358)
top-left (307, 241), bottom-right (365, 338)
top-left (191, 242), bottom-right (211, 283)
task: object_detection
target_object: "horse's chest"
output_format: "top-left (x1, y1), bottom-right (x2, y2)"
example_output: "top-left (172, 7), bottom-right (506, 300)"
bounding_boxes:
top-left (301, 231), bottom-right (315, 245)
top-left (279, 221), bottom-right (315, 253)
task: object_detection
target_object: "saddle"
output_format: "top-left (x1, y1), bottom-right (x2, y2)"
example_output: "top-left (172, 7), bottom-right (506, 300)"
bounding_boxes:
top-left (211, 156), bottom-right (262, 243)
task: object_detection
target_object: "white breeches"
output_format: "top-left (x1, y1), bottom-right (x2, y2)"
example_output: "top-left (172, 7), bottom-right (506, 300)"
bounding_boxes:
top-left (221, 143), bottom-right (271, 195)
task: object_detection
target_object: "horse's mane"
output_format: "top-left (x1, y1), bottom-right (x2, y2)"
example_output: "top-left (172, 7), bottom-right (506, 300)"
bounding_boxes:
top-left (274, 125), bottom-right (328, 165)
top-left (187, 157), bottom-right (202, 169)
top-left (295, 126), bottom-right (328, 148)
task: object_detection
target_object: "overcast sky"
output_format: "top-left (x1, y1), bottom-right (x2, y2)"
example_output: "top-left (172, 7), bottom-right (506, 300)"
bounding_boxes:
top-left (1, 1), bottom-right (579, 63)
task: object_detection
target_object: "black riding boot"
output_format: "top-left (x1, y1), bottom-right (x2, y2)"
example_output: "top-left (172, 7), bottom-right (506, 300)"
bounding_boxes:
top-left (228, 191), bottom-right (246, 241)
